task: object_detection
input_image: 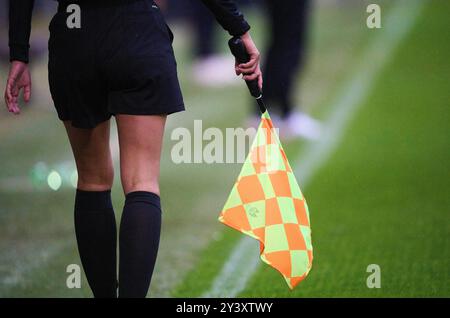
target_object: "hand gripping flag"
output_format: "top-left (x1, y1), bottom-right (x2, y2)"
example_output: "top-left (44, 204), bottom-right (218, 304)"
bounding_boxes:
top-left (218, 111), bottom-right (313, 289)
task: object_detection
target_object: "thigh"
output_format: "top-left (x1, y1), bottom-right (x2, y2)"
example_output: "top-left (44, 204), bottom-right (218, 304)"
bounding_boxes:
top-left (64, 120), bottom-right (114, 191)
top-left (115, 114), bottom-right (166, 195)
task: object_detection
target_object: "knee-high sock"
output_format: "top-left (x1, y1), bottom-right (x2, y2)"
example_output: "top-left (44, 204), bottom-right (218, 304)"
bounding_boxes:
top-left (119, 191), bottom-right (162, 298)
top-left (74, 189), bottom-right (117, 298)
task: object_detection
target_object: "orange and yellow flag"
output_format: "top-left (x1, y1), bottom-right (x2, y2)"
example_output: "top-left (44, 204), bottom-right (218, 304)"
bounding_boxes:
top-left (219, 111), bottom-right (313, 289)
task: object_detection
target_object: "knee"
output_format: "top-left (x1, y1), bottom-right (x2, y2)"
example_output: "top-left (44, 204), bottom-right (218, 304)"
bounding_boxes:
top-left (120, 171), bottom-right (159, 195)
top-left (77, 165), bottom-right (114, 191)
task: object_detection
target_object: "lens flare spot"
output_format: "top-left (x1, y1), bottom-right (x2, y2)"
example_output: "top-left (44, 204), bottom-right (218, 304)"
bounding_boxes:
top-left (47, 170), bottom-right (62, 191)
top-left (70, 170), bottom-right (78, 188)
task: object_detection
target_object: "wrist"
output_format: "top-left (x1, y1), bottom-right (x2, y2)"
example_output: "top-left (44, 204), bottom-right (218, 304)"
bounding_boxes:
top-left (240, 32), bottom-right (251, 41)
top-left (10, 59), bottom-right (29, 65)
top-left (10, 60), bottom-right (28, 69)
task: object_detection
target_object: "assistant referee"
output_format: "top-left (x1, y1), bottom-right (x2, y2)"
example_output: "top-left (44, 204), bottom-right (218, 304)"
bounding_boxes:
top-left (4, 0), bottom-right (262, 298)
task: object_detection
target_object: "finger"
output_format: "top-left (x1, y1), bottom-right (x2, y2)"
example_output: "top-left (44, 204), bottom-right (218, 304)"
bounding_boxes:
top-left (238, 55), bottom-right (259, 69)
top-left (258, 73), bottom-right (263, 91)
top-left (7, 74), bottom-right (20, 101)
top-left (9, 84), bottom-right (20, 110)
top-left (4, 92), bottom-right (11, 111)
top-left (4, 87), bottom-right (15, 111)
top-left (243, 72), bottom-right (260, 81)
top-left (23, 84), bottom-right (31, 103)
top-left (10, 96), bottom-right (19, 113)
top-left (11, 83), bottom-right (19, 100)
top-left (7, 98), bottom-right (19, 113)
top-left (238, 63), bottom-right (257, 74)
top-left (238, 61), bottom-right (256, 72)
top-left (234, 60), bottom-right (240, 75)
top-left (5, 65), bottom-right (21, 101)
top-left (11, 94), bottom-right (20, 113)
top-left (5, 81), bottom-right (15, 103)
top-left (5, 83), bottom-right (19, 112)
top-left (5, 71), bottom-right (20, 112)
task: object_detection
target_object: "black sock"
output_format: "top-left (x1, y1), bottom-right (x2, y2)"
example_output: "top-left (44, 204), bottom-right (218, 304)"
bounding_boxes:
top-left (119, 191), bottom-right (162, 298)
top-left (74, 189), bottom-right (117, 298)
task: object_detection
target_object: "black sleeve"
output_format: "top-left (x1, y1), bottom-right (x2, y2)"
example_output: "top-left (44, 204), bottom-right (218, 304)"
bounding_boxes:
top-left (200, 0), bottom-right (250, 36)
top-left (9, 0), bottom-right (35, 63)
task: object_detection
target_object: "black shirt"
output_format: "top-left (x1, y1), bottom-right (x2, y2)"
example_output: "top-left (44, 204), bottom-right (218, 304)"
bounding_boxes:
top-left (9, 0), bottom-right (251, 63)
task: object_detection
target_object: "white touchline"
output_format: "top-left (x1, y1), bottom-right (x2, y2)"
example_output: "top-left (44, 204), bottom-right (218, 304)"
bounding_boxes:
top-left (202, 0), bottom-right (425, 298)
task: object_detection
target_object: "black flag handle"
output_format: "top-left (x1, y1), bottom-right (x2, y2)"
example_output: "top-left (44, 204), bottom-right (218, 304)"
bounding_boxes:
top-left (228, 37), bottom-right (266, 113)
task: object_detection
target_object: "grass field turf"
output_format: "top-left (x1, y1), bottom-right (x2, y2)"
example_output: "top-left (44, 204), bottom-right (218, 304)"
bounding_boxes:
top-left (173, 1), bottom-right (450, 297)
top-left (0, 0), bottom-right (448, 298)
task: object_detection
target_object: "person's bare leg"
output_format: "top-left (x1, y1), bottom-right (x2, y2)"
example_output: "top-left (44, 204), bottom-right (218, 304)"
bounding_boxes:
top-left (64, 120), bottom-right (114, 191)
top-left (116, 114), bottom-right (165, 195)
top-left (64, 120), bottom-right (117, 298)
top-left (115, 114), bottom-right (166, 298)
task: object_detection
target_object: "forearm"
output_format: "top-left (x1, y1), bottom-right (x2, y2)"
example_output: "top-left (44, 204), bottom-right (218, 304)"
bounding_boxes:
top-left (200, 0), bottom-right (250, 36)
top-left (9, 0), bottom-right (35, 63)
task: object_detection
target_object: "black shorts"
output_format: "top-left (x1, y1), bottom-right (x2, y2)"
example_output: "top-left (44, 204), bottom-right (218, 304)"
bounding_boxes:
top-left (48, 0), bottom-right (185, 128)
